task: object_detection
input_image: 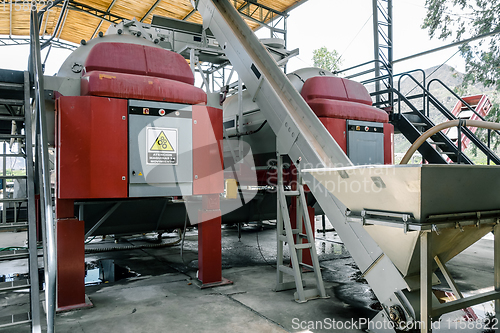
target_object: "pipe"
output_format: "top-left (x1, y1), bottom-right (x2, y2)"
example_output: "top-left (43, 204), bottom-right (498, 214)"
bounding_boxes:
top-left (400, 119), bottom-right (500, 164)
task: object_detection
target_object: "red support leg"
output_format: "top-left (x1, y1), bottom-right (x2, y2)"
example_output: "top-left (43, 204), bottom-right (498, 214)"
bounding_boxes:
top-left (56, 199), bottom-right (92, 311)
top-left (197, 194), bottom-right (232, 288)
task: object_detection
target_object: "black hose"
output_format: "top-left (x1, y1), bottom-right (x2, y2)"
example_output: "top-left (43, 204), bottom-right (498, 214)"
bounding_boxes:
top-left (227, 120), bottom-right (267, 138)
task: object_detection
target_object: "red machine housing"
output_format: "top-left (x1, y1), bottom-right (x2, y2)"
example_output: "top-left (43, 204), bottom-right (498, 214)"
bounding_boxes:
top-left (55, 42), bottom-right (226, 310)
top-left (301, 76), bottom-right (394, 164)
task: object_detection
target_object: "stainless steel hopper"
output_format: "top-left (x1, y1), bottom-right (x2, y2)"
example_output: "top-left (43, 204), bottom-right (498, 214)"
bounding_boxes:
top-left (304, 164), bottom-right (500, 278)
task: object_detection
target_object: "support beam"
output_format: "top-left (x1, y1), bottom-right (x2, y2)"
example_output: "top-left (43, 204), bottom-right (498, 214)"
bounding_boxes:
top-left (140, 0), bottom-right (162, 22)
top-left (434, 255), bottom-right (463, 299)
top-left (56, 4), bottom-right (70, 40)
top-left (9, 1), bottom-right (12, 37)
top-left (420, 231), bottom-right (432, 333)
top-left (0, 37), bottom-right (77, 50)
top-left (91, 0), bottom-right (118, 39)
top-left (182, 9), bottom-right (196, 21)
top-left (495, 223), bottom-right (500, 318)
top-left (63, 0), bottom-right (124, 24)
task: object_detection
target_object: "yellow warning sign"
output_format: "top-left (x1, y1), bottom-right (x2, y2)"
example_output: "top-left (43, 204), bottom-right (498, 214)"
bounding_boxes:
top-left (138, 172), bottom-right (143, 176)
top-left (146, 127), bottom-right (178, 165)
top-left (150, 131), bottom-right (174, 151)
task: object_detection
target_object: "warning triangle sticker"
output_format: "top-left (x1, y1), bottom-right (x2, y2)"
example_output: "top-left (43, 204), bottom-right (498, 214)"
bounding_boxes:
top-left (150, 131), bottom-right (174, 151)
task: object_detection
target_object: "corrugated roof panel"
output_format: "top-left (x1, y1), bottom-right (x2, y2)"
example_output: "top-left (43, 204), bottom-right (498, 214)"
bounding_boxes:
top-left (0, 0), bottom-right (305, 45)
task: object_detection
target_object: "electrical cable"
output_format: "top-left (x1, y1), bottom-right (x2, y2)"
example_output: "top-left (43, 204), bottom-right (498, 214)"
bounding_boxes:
top-left (180, 210), bottom-right (188, 265)
top-left (404, 48), bottom-right (460, 97)
top-left (255, 222), bottom-right (275, 268)
top-left (335, 14), bottom-right (373, 69)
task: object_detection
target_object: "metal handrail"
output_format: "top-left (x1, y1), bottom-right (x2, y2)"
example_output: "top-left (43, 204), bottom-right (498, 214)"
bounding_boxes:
top-left (30, 11), bottom-right (56, 333)
top-left (426, 78), bottom-right (500, 136)
top-left (393, 72), bottom-right (500, 164)
top-left (335, 59), bottom-right (394, 109)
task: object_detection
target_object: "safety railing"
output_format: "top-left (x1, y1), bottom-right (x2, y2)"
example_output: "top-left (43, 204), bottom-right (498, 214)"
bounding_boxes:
top-left (392, 72), bottom-right (500, 165)
top-left (334, 59), bottom-right (394, 109)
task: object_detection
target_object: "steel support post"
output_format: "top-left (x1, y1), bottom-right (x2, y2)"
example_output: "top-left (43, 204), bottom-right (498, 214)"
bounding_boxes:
top-left (197, 194), bottom-right (232, 287)
top-left (420, 231), bottom-right (432, 333)
top-left (55, 199), bottom-right (92, 311)
top-left (495, 223), bottom-right (500, 318)
top-left (372, 0), bottom-right (381, 104)
top-left (276, 154), bottom-right (285, 288)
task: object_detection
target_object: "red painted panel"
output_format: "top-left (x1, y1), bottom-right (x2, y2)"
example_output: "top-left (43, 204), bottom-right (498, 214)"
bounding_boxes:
top-left (144, 45), bottom-right (194, 85)
top-left (57, 96), bottom-right (128, 199)
top-left (309, 99), bottom-right (388, 123)
top-left (341, 78), bottom-right (373, 105)
top-left (84, 42), bottom-right (148, 76)
top-left (198, 195), bottom-right (222, 284)
top-left (301, 76), bottom-right (348, 104)
top-left (318, 117), bottom-right (347, 154)
top-left (57, 218), bottom-right (85, 309)
top-left (384, 123), bottom-right (394, 165)
top-left (84, 42), bottom-right (194, 85)
top-left (56, 199), bottom-right (74, 219)
top-left (81, 71), bottom-right (207, 105)
top-left (193, 105), bottom-right (224, 195)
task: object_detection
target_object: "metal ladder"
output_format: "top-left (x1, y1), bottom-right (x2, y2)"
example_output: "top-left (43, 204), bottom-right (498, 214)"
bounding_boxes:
top-left (0, 70), bottom-right (42, 332)
top-left (275, 154), bottom-right (327, 303)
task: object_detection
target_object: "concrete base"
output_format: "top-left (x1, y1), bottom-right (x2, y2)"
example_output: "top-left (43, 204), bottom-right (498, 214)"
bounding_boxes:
top-left (55, 294), bottom-right (94, 313)
top-left (194, 277), bottom-right (233, 289)
top-left (0, 222), bottom-right (497, 333)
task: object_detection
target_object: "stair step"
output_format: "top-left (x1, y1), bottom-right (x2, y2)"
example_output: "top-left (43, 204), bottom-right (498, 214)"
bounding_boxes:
top-left (0, 250), bottom-right (29, 261)
top-left (0, 82), bottom-right (23, 90)
top-left (411, 122), bottom-right (428, 127)
top-left (458, 110), bottom-right (473, 118)
top-left (294, 243), bottom-right (312, 250)
top-left (0, 313), bottom-right (31, 329)
top-left (0, 175), bottom-right (27, 179)
top-left (0, 279), bottom-right (30, 292)
top-left (278, 265), bottom-right (295, 276)
top-left (299, 262), bottom-right (315, 270)
top-left (0, 198), bottom-right (28, 203)
top-left (0, 98), bottom-right (23, 106)
top-left (0, 222), bottom-right (28, 229)
top-left (284, 190), bottom-right (300, 196)
top-left (0, 115), bottom-right (25, 122)
top-left (429, 141), bottom-right (446, 145)
top-left (0, 134), bottom-right (25, 140)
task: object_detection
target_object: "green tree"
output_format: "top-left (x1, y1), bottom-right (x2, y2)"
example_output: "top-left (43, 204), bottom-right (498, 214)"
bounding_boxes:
top-left (312, 47), bottom-right (342, 73)
top-left (423, 0), bottom-right (500, 156)
top-left (422, 0), bottom-right (500, 91)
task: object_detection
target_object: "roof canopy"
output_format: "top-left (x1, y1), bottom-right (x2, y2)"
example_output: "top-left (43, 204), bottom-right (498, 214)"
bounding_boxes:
top-left (0, 0), bottom-right (306, 45)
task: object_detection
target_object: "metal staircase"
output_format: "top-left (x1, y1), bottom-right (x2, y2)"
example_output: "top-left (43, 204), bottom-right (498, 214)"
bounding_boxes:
top-left (275, 154), bottom-right (327, 303)
top-left (0, 11), bottom-right (57, 333)
top-left (377, 73), bottom-right (500, 165)
top-left (0, 71), bottom-right (42, 332)
top-left (445, 94), bottom-right (493, 154)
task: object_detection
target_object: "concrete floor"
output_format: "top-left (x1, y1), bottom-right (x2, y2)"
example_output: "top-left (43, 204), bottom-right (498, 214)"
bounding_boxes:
top-left (0, 219), bottom-right (497, 332)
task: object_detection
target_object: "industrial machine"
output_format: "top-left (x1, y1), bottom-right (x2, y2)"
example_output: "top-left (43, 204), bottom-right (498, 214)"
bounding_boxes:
top-left (52, 38), bottom-right (229, 310)
top-left (192, 0), bottom-right (500, 332)
top-left (5, 1), bottom-right (498, 332)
